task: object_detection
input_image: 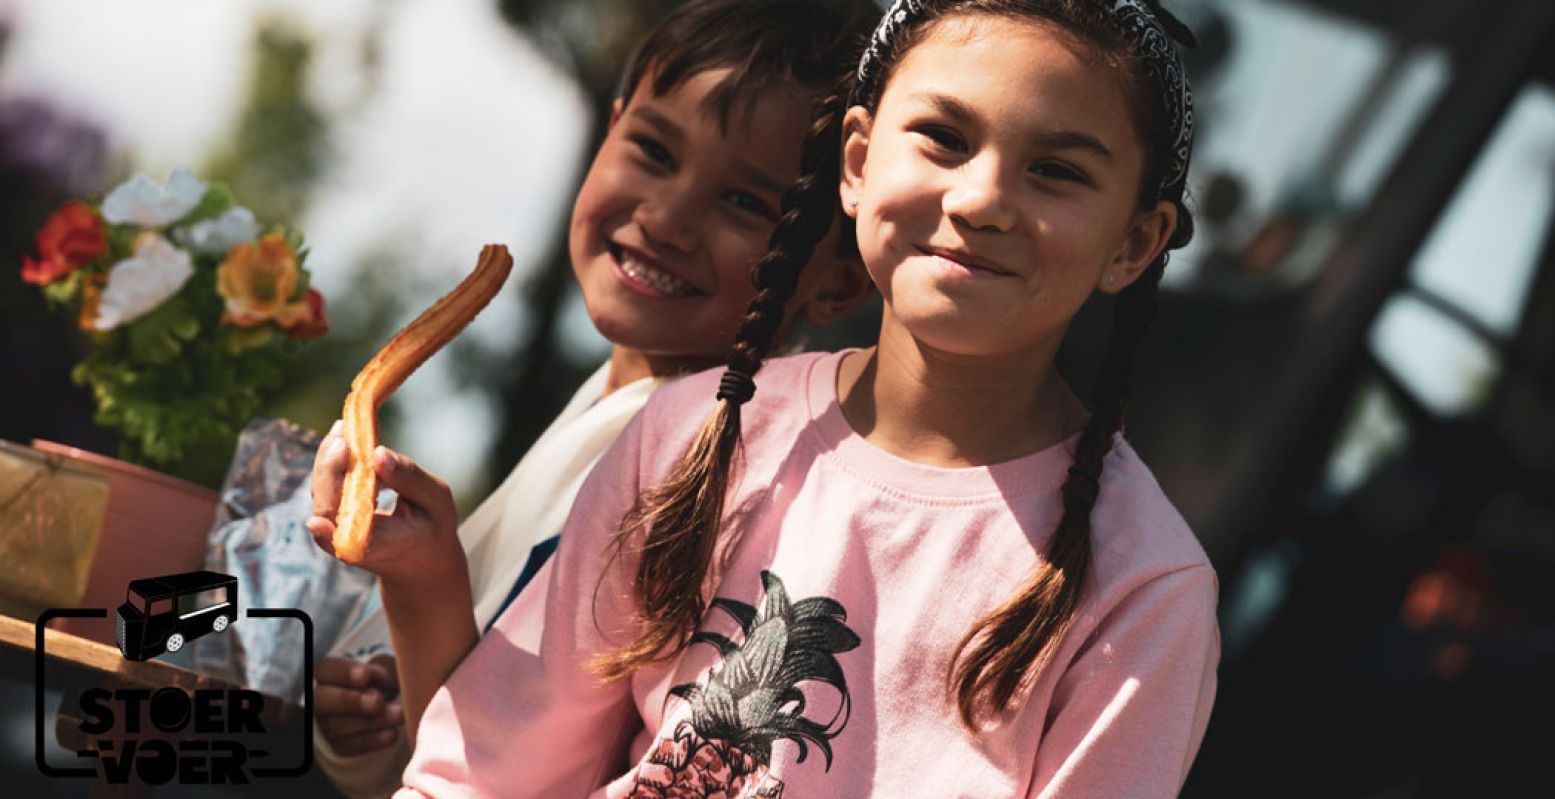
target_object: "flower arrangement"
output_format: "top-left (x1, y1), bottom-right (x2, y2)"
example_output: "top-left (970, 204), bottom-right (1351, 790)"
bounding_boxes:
top-left (21, 167), bottom-right (327, 471)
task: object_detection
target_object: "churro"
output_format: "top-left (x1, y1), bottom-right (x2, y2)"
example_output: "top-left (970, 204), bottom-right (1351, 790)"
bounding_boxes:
top-left (332, 244), bottom-right (513, 563)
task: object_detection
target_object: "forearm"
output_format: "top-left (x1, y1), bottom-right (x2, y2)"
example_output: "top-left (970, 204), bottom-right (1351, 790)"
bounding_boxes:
top-left (380, 571), bottom-right (480, 747)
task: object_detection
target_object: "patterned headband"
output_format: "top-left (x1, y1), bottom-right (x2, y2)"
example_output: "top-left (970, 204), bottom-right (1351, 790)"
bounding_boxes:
top-left (853, 0), bottom-right (1194, 200)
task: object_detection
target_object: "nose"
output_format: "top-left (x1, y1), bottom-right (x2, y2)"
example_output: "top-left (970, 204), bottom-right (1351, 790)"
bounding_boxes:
top-left (943, 156), bottom-right (1016, 233)
top-left (633, 184), bottom-right (700, 253)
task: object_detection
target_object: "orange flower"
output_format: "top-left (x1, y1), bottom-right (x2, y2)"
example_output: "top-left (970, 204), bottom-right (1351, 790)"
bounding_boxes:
top-left (278, 287), bottom-right (329, 339)
top-left (21, 202), bottom-right (106, 285)
top-left (77, 273), bottom-right (107, 331)
top-left (216, 232), bottom-right (299, 327)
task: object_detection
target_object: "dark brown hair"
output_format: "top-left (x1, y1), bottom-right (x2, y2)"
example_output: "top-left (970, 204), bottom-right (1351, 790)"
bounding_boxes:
top-left (595, 0), bottom-right (1198, 730)
top-left (618, 0), bottom-right (881, 130)
top-left (589, 0), bottom-right (877, 678)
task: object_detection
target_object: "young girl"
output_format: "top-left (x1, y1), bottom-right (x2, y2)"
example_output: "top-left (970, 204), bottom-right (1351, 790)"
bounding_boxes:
top-left (383, 0), bottom-right (1217, 796)
top-left (304, 1), bottom-right (879, 795)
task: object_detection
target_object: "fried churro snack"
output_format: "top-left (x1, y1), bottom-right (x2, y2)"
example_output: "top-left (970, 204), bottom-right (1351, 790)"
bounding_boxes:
top-left (332, 244), bottom-right (514, 563)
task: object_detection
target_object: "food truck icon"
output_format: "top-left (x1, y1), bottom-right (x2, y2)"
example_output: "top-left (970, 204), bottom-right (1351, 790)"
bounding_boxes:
top-left (114, 571), bottom-right (238, 662)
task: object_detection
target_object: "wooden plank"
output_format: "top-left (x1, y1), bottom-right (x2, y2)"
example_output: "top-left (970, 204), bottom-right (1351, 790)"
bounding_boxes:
top-left (2, 612), bottom-right (305, 728)
top-left (0, 612), bottom-right (211, 691)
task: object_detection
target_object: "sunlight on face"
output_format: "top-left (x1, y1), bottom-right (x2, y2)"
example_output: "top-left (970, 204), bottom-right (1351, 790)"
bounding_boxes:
top-left (842, 14), bottom-right (1169, 361)
top-left (569, 67), bottom-right (813, 366)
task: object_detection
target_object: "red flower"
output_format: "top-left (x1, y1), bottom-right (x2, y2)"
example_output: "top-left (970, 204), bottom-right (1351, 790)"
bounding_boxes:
top-left (278, 287), bottom-right (330, 339)
top-left (21, 202), bottom-right (106, 285)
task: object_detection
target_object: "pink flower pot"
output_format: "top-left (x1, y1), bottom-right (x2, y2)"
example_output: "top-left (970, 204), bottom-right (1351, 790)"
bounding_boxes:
top-left (30, 440), bottom-right (218, 646)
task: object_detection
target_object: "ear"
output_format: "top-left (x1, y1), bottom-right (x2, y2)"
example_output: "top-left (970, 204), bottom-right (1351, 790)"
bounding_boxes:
top-left (796, 250), bottom-right (874, 328)
top-left (1099, 199), bottom-right (1176, 295)
top-left (608, 97), bottom-right (625, 130)
top-left (839, 106), bottom-right (873, 219)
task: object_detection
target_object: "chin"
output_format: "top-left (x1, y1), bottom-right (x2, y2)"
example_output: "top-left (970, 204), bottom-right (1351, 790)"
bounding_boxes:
top-left (587, 306), bottom-right (657, 348)
top-left (892, 311), bottom-right (1010, 357)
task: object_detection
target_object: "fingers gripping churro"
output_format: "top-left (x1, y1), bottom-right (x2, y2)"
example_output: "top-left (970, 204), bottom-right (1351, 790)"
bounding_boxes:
top-left (332, 244), bottom-right (514, 563)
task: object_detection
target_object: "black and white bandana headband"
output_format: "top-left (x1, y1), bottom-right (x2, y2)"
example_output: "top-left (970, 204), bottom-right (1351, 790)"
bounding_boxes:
top-left (853, 0), bottom-right (1194, 200)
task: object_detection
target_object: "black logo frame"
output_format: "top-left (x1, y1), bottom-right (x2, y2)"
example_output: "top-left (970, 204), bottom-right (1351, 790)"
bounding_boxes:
top-left (34, 606), bottom-right (314, 780)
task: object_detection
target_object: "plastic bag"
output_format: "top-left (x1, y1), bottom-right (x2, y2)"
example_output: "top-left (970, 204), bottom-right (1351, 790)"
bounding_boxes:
top-left (191, 417), bottom-right (380, 702)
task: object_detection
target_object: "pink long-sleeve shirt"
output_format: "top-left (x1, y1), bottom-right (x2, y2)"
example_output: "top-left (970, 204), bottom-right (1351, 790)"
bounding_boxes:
top-left (398, 350), bottom-right (1220, 798)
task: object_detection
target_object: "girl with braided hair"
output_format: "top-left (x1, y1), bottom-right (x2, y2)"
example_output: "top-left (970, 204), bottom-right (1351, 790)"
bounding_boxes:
top-left (305, 1), bottom-right (879, 795)
top-left (396, 1), bottom-right (1217, 797)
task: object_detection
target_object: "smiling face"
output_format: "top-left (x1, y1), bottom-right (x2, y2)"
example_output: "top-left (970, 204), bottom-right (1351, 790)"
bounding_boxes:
top-left (570, 67), bottom-right (835, 369)
top-left (840, 13), bottom-right (1175, 361)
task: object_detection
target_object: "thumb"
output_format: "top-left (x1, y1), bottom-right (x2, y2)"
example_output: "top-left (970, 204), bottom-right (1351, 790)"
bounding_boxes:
top-left (371, 446), bottom-right (451, 516)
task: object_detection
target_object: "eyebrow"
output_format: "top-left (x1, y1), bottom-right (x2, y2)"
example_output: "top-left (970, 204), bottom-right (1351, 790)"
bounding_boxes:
top-left (910, 92), bottom-right (1115, 160)
top-left (735, 160), bottom-right (789, 198)
top-left (633, 107), bottom-right (684, 143)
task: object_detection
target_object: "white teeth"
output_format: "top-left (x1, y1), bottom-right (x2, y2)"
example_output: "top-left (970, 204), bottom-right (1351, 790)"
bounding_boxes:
top-left (619, 253), bottom-right (696, 297)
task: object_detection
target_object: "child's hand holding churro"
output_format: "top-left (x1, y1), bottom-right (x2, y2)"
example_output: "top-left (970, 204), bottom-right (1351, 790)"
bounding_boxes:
top-left (306, 424), bottom-right (474, 746)
top-left (305, 421), bottom-right (464, 587)
top-left (306, 245), bottom-right (512, 745)
top-left (307, 243), bottom-right (511, 579)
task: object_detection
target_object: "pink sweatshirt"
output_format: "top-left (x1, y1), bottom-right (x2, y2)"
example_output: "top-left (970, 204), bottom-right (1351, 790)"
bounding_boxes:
top-left (398, 350), bottom-right (1219, 798)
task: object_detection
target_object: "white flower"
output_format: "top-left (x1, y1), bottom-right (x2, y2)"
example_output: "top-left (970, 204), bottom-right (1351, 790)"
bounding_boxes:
top-left (101, 167), bottom-right (207, 228)
top-left (175, 206), bottom-right (261, 255)
top-left (93, 235), bottom-right (195, 331)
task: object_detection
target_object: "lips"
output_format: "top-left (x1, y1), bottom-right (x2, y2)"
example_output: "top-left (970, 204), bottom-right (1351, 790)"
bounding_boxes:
top-left (607, 241), bottom-right (702, 298)
top-left (917, 245), bottom-right (1016, 277)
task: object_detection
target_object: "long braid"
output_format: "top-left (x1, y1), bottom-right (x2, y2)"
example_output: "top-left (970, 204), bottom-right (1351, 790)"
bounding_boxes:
top-left (950, 254), bottom-right (1168, 725)
top-left (862, 0), bottom-right (1191, 726)
top-left (592, 92), bottom-right (851, 679)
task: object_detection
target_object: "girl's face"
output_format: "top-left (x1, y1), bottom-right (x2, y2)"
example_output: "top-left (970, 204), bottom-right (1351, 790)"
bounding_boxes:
top-left (571, 68), bottom-right (854, 369)
top-left (840, 14), bottom-right (1176, 361)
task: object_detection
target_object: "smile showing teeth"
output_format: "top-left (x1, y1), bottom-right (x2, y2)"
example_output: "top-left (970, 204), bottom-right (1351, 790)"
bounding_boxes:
top-left (613, 247), bottom-right (698, 297)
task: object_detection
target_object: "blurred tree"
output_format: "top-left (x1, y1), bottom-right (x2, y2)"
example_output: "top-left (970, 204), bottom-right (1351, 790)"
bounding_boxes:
top-left (203, 16), bottom-right (328, 225)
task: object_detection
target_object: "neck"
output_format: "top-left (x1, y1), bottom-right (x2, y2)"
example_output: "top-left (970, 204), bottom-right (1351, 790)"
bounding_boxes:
top-left (602, 345), bottom-right (721, 399)
top-left (837, 311), bottom-right (1088, 468)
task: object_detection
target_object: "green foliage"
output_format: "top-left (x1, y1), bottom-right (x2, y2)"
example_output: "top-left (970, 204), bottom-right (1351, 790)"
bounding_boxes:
top-left (41, 270), bottom-right (82, 305)
top-left (72, 313), bottom-right (293, 469)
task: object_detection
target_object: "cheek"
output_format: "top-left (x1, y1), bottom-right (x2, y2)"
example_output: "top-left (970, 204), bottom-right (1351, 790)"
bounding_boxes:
top-left (860, 148), bottom-right (942, 231)
top-left (575, 153), bottom-right (637, 219)
top-left (707, 227), bottom-right (767, 298)
top-left (1042, 210), bottom-right (1124, 276)
top-left (568, 177), bottom-right (608, 246)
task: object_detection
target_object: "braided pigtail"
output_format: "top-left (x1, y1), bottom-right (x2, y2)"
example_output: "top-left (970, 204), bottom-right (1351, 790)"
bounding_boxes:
top-left (949, 253), bottom-right (1168, 726)
top-left (592, 92), bottom-right (851, 680)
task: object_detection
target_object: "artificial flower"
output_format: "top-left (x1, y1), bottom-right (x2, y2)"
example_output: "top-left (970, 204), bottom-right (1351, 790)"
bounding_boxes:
top-left (77, 273), bottom-right (106, 332)
top-left (25, 166), bottom-right (326, 471)
top-left (277, 287), bottom-right (329, 339)
top-left (175, 206), bottom-right (261, 255)
top-left (100, 166), bottom-right (206, 228)
top-left (20, 201), bottom-right (105, 285)
top-left (216, 232), bottom-right (300, 327)
top-left (91, 233), bottom-right (195, 331)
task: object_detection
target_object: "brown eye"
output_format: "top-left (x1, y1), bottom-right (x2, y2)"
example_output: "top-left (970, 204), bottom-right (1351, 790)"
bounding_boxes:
top-left (724, 190), bottom-right (776, 220)
top-left (1031, 161), bottom-right (1086, 184)
top-left (916, 125), bottom-right (967, 154)
top-left (632, 136), bottom-right (675, 169)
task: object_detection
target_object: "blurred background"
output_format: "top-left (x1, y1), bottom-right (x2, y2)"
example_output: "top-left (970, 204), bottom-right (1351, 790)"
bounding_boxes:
top-left (0, 0), bottom-right (1551, 796)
